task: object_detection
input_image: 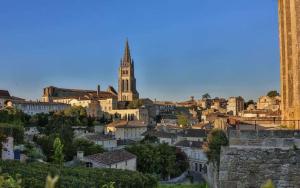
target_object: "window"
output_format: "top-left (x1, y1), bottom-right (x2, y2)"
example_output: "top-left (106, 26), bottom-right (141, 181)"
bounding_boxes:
top-left (86, 162), bottom-right (93, 168)
top-left (195, 163), bottom-right (198, 172)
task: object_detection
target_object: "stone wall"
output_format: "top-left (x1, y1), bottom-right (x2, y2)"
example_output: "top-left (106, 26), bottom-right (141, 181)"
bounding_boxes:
top-left (229, 130), bottom-right (300, 148)
top-left (219, 147), bottom-right (300, 188)
top-left (218, 130), bottom-right (300, 188)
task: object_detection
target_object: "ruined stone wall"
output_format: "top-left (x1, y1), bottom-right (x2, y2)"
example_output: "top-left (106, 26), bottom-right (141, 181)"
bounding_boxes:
top-left (217, 130), bottom-right (300, 188)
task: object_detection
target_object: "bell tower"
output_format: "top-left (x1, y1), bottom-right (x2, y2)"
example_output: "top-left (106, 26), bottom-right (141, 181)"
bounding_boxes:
top-left (118, 39), bottom-right (139, 101)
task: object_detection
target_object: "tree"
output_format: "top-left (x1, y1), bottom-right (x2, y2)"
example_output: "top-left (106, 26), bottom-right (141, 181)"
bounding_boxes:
top-left (244, 100), bottom-right (255, 109)
top-left (177, 115), bottom-right (188, 127)
top-left (267, 90), bottom-right (279, 98)
top-left (71, 139), bottom-right (104, 157)
top-left (261, 180), bottom-right (275, 188)
top-left (205, 129), bottom-right (228, 168)
top-left (202, 93), bottom-right (211, 99)
top-left (53, 137), bottom-right (64, 165)
top-left (126, 143), bottom-right (188, 180)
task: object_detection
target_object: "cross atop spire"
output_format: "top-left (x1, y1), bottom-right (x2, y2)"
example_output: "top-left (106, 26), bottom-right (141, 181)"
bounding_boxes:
top-left (122, 38), bottom-right (131, 65)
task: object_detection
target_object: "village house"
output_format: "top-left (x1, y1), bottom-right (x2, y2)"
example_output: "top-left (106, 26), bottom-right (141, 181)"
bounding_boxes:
top-left (84, 134), bottom-right (117, 150)
top-left (142, 130), bottom-right (178, 145)
top-left (105, 120), bottom-right (148, 141)
top-left (5, 100), bottom-right (70, 115)
top-left (226, 96), bottom-right (244, 116)
top-left (80, 150), bottom-right (136, 171)
top-left (178, 129), bottom-right (208, 142)
top-left (175, 140), bottom-right (207, 174)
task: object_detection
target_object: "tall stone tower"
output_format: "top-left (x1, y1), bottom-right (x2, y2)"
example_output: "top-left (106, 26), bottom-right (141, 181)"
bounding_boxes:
top-left (278, 0), bottom-right (300, 124)
top-left (118, 39), bottom-right (139, 101)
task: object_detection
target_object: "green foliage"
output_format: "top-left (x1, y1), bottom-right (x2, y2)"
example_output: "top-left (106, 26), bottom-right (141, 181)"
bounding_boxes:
top-left (261, 180), bottom-right (275, 188)
top-left (0, 161), bottom-right (157, 188)
top-left (244, 100), bottom-right (255, 109)
top-left (52, 138), bottom-right (64, 166)
top-left (140, 135), bottom-right (159, 144)
top-left (177, 115), bottom-right (188, 127)
top-left (0, 173), bottom-right (22, 188)
top-left (0, 108), bottom-right (30, 126)
top-left (202, 93), bottom-right (211, 99)
top-left (24, 143), bottom-right (46, 161)
top-left (206, 129), bottom-right (228, 167)
top-left (72, 138), bottom-right (104, 156)
top-left (45, 175), bottom-right (59, 188)
top-left (267, 90), bottom-right (279, 98)
top-left (126, 143), bottom-right (189, 180)
top-left (127, 99), bottom-right (143, 109)
top-left (0, 123), bottom-right (24, 145)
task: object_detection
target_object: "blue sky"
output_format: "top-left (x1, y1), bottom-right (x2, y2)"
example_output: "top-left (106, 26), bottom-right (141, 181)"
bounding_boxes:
top-left (0, 0), bottom-right (279, 101)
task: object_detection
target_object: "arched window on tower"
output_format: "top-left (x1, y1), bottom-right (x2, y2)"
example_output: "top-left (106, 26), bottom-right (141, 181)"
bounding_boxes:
top-left (122, 80), bottom-right (126, 92)
top-left (126, 80), bottom-right (129, 92)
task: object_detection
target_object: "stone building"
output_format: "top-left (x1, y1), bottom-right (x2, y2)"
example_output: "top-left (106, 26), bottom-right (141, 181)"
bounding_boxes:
top-left (257, 96), bottom-right (281, 112)
top-left (208, 130), bottom-right (300, 188)
top-left (5, 100), bottom-right (70, 115)
top-left (175, 140), bottom-right (207, 174)
top-left (105, 120), bottom-right (148, 141)
top-left (226, 96), bottom-right (244, 116)
top-left (279, 0), bottom-right (300, 123)
top-left (81, 150), bottom-right (136, 171)
top-left (118, 40), bottom-right (139, 102)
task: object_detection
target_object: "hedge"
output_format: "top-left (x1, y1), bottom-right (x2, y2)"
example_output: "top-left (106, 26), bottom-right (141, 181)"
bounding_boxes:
top-left (0, 161), bottom-right (158, 188)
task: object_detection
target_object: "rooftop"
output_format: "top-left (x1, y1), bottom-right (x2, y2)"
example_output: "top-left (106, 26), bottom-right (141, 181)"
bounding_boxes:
top-left (107, 120), bottom-right (148, 128)
top-left (179, 129), bottom-right (207, 138)
top-left (175, 140), bottom-right (203, 148)
top-left (85, 134), bottom-right (115, 141)
top-left (142, 130), bottom-right (177, 138)
top-left (84, 150), bottom-right (136, 165)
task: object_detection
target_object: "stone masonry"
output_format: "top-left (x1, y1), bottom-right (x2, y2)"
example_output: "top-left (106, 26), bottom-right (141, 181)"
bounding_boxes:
top-left (218, 130), bottom-right (300, 188)
top-left (279, 0), bottom-right (300, 125)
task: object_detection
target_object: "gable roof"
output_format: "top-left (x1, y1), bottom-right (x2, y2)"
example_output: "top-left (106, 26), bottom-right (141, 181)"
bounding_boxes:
top-left (0, 90), bottom-right (11, 98)
top-left (84, 150), bottom-right (136, 165)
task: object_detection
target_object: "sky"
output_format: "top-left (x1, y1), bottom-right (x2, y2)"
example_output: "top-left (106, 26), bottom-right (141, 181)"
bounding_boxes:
top-left (0, 0), bottom-right (279, 102)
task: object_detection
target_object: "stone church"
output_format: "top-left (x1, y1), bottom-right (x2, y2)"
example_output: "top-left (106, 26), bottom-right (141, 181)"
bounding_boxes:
top-left (42, 39), bottom-right (139, 103)
top-left (118, 39), bottom-right (139, 101)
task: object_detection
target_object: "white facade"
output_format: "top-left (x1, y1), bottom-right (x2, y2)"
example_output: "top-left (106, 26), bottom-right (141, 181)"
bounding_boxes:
top-left (227, 97), bottom-right (245, 116)
top-left (176, 144), bottom-right (208, 173)
top-left (114, 126), bottom-right (147, 141)
top-left (93, 139), bottom-right (117, 150)
top-left (85, 157), bottom-right (136, 171)
top-left (2, 137), bottom-right (14, 160)
top-left (6, 100), bottom-right (70, 115)
top-left (109, 108), bottom-right (149, 122)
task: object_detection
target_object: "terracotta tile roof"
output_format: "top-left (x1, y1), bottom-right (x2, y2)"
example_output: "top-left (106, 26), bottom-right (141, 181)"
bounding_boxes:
top-left (84, 150), bottom-right (136, 165)
top-left (107, 120), bottom-right (148, 128)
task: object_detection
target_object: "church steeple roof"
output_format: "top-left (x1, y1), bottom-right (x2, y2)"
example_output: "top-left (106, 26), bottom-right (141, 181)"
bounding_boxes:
top-left (122, 39), bottom-right (131, 64)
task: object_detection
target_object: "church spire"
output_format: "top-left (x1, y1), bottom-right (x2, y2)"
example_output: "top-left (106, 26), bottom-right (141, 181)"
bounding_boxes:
top-left (123, 39), bottom-right (131, 64)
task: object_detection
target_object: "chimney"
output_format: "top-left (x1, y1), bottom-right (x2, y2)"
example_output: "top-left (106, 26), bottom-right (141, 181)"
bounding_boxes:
top-left (97, 85), bottom-right (100, 96)
top-left (77, 151), bottom-right (84, 160)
